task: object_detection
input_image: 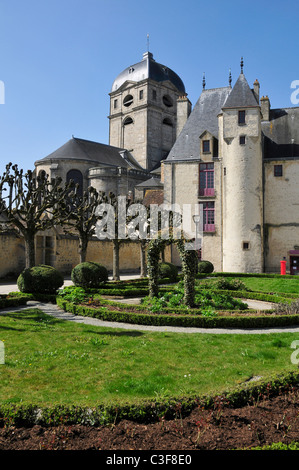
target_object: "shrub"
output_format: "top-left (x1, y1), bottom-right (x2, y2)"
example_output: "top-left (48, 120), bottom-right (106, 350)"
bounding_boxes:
top-left (273, 299), bottom-right (299, 315)
top-left (198, 260), bottom-right (214, 274)
top-left (213, 277), bottom-right (248, 291)
top-left (158, 262), bottom-right (179, 282)
top-left (17, 265), bottom-right (64, 294)
top-left (71, 262), bottom-right (108, 288)
top-left (58, 286), bottom-right (90, 304)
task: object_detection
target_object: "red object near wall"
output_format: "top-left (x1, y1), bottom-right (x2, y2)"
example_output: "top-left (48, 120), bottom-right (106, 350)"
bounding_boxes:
top-left (280, 260), bottom-right (286, 275)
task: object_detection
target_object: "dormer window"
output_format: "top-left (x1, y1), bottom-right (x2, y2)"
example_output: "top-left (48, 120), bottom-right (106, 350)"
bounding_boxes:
top-left (200, 130), bottom-right (218, 158)
top-left (238, 110), bottom-right (246, 125)
top-left (202, 140), bottom-right (210, 153)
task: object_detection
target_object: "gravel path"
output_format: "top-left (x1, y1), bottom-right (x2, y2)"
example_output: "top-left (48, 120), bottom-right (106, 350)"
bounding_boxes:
top-left (1, 300), bottom-right (299, 335)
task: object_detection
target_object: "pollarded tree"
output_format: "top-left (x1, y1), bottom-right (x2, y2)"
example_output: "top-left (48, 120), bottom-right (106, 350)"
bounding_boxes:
top-left (61, 185), bottom-right (106, 264)
top-left (0, 163), bottom-right (73, 268)
top-left (95, 192), bottom-right (134, 281)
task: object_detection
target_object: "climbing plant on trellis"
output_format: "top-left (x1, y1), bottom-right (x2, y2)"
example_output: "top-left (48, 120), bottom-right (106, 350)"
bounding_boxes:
top-left (146, 235), bottom-right (198, 308)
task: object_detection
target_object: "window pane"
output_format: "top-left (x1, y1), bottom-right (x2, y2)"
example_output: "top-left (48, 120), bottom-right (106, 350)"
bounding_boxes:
top-left (203, 140), bottom-right (210, 152)
top-left (238, 110), bottom-right (245, 124)
top-left (274, 165), bottom-right (283, 177)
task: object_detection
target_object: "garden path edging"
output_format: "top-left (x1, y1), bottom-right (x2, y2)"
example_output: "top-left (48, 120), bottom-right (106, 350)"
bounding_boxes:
top-left (1, 300), bottom-right (299, 335)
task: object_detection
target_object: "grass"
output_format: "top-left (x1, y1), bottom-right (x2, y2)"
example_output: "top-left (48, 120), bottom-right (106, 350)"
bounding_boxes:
top-left (0, 308), bottom-right (298, 407)
top-left (210, 276), bottom-right (299, 295)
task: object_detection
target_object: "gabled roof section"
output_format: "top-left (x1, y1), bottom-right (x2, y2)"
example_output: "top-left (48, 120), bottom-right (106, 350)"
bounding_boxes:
top-left (166, 87), bottom-right (231, 161)
top-left (222, 73), bottom-right (258, 109)
top-left (35, 137), bottom-right (144, 170)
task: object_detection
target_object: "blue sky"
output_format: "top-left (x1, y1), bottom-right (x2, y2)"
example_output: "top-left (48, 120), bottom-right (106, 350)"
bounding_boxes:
top-left (0, 0), bottom-right (299, 175)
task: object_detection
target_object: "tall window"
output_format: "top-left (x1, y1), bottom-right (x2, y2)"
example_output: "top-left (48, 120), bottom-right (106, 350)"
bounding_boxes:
top-left (203, 202), bottom-right (215, 232)
top-left (238, 110), bottom-right (246, 125)
top-left (199, 163), bottom-right (214, 196)
top-left (67, 169), bottom-right (83, 197)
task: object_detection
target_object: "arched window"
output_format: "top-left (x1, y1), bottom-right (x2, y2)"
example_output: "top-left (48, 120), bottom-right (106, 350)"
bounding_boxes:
top-left (67, 169), bottom-right (83, 196)
top-left (123, 116), bottom-right (133, 126)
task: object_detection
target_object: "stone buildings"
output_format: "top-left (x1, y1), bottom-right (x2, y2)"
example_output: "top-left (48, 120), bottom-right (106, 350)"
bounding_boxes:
top-left (164, 61), bottom-right (299, 274)
top-left (1, 51), bottom-right (299, 277)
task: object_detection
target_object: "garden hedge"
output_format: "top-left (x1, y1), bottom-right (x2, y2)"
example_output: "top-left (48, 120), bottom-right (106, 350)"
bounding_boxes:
top-left (56, 296), bottom-right (299, 329)
top-left (17, 265), bottom-right (64, 294)
top-left (71, 262), bottom-right (108, 288)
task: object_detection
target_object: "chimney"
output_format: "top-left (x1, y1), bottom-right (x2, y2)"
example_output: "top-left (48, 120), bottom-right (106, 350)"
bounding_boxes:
top-left (260, 95), bottom-right (270, 121)
top-left (176, 95), bottom-right (192, 138)
top-left (253, 79), bottom-right (260, 103)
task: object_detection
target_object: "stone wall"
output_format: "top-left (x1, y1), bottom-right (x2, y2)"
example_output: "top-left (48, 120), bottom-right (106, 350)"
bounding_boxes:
top-left (0, 232), bottom-right (25, 278)
top-left (0, 232), bottom-right (172, 278)
top-left (264, 158), bottom-right (299, 272)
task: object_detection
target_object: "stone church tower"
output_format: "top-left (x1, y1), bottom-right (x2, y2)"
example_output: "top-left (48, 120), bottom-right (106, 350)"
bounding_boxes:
top-left (108, 51), bottom-right (187, 171)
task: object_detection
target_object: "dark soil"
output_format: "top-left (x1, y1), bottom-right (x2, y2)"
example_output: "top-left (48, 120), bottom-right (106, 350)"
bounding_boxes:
top-left (0, 385), bottom-right (298, 451)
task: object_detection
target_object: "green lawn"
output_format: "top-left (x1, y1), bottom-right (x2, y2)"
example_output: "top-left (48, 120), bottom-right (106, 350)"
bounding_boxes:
top-left (232, 276), bottom-right (299, 294)
top-left (196, 275), bottom-right (299, 295)
top-left (0, 308), bottom-right (298, 407)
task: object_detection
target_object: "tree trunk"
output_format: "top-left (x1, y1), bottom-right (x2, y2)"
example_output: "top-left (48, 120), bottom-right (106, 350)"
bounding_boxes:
top-left (113, 239), bottom-right (120, 280)
top-left (79, 236), bottom-right (88, 263)
top-left (140, 240), bottom-right (147, 278)
top-left (24, 234), bottom-right (36, 268)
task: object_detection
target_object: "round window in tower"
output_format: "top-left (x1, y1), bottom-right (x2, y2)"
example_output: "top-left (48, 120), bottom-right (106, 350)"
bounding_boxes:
top-left (123, 94), bottom-right (134, 107)
top-left (162, 94), bottom-right (173, 107)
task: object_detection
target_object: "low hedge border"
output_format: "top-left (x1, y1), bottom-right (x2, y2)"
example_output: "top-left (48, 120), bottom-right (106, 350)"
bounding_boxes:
top-left (196, 272), bottom-right (299, 279)
top-left (0, 292), bottom-right (58, 311)
top-left (0, 294), bottom-right (30, 309)
top-left (0, 370), bottom-right (298, 428)
top-left (206, 289), bottom-right (296, 304)
top-left (56, 296), bottom-right (299, 329)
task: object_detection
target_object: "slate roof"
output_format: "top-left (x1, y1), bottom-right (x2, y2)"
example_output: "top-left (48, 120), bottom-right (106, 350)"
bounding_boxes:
top-left (222, 73), bottom-right (258, 109)
top-left (262, 107), bottom-right (299, 159)
top-left (35, 137), bottom-right (144, 170)
top-left (111, 52), bottom-right (185, 94)
top-left (166, 86), bottom-right (231, 161)
top-left (135, 176), bottom-right (163, 188)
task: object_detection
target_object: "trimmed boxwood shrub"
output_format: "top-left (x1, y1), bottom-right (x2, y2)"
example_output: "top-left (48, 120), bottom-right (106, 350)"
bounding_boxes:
top-left (71, 262), bottom-right (108, 288)
top-left (158, 262), bottom-right (178, 282)
top-left (17, 265), bottom-right (64, 294)
top-left (198, 260), bottom-right (214, 274)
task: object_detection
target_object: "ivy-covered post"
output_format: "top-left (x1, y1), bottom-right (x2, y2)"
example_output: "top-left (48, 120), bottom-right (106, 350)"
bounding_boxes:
top-left (147, 238), bottom-right (165, 298)
top-left (176, 239), bottom-right (198, 308)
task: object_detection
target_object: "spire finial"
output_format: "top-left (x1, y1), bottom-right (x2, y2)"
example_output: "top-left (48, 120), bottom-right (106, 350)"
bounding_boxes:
top-left (240, 57), bottom-right (244, 74)
top-left (202, 72), bottom-right (206, 90)
top-left (147, 33), bottom-right (150, 52)
top-left (229, 68), bottom-right (232, 87)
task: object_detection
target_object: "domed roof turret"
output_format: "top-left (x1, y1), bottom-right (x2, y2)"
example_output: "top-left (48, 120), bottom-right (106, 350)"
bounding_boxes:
top-left (111, 51), bottom-right (186, 94)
